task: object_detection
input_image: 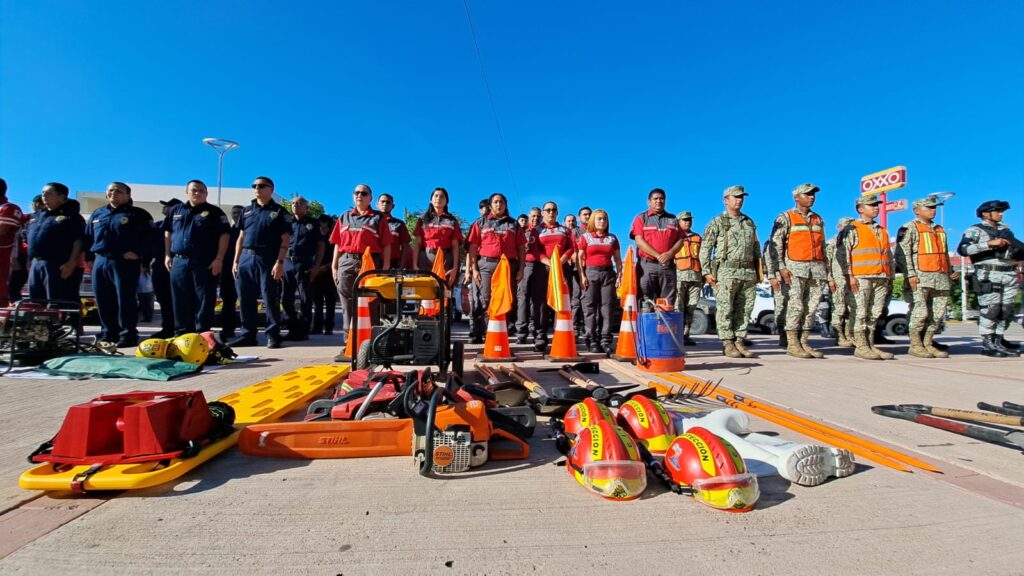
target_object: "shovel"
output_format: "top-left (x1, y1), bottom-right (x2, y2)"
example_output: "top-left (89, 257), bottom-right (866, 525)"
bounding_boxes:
top-left (496, 364), bottom-right (589, 406)
top-left (872, 405), bottom-right (1024, 450)
top-left (539, 362), bottom-right (637, 402)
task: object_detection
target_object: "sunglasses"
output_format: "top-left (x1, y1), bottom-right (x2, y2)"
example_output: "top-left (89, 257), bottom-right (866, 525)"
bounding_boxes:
top-left (251, 183), bottom-right (271, 189)
top-left (354, 190), bottom-right (370, 197)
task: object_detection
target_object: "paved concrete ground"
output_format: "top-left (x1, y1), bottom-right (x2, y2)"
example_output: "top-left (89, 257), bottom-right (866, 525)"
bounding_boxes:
top-left (2, 320), bottom-right (1024, 575)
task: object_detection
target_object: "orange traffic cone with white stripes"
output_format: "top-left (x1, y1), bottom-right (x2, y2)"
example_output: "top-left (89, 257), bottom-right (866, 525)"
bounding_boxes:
top-left (419, 249), bottom-right (445, 317)
top-left (611, 246), bottom-right (638, 362)
top-left (546, 246), bottom-right (582, 362)
top-left (477, 255), bottom-right (516, 362)
top-left (336, 247), bottom-right (376, 362)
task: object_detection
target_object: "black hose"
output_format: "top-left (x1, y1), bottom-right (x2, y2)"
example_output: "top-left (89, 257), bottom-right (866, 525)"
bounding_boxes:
top-left (418, 387), bottom-right (444, 477)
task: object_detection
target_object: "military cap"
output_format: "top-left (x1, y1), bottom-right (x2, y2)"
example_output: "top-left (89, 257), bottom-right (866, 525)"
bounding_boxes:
top-left (912, 197), bottom-right (943, 208)
top-left (976, 200), bottom-right (1010, 218)
top-left (855, 196), bottom-right (882, 207)
top-left (676, 211), bottom-right (693, 220)
top-left (838, 216), bottom-right (854, 228)
top-left (723, 185), bottom-right (747, 198)
top-left (792, 183), bottom-right (820, 196)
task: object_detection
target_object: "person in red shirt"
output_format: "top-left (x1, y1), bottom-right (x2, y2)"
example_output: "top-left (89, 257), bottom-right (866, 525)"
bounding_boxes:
top-left (413, 187), bottom-right (462, 286)
top-left (466, 193), bottom-right (526, 344)
top-left (578, 209), bottom-right (622, 353)
top-left (329, 183), bottom-right (393, 359)
top-left (515, 206), bottom-right (542, 343)
top-left (523, 201), bottom-right (576, 352)
top-left (0, 178), bottom-right (25, 306)
top-left (629, 188), bottom-right (684, 305)
top-left (377, 193), bottom-right (412, 269)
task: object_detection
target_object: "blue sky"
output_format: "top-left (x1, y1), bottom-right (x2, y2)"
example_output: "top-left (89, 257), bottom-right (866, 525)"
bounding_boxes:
top-left (1, 1), bottom-right (1022, 242)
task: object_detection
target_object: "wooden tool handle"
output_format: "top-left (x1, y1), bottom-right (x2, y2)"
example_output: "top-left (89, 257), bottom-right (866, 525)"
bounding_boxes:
top-left (931, 407), bottom-right (1024, 427)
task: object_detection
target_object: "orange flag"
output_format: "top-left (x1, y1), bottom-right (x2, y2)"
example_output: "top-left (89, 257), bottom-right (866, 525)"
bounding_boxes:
top-left (487, 255), bottom-right (513, 317)
top-left (546, 245), bottom-right (570, 313)
top-left (618, 245), bottom-right (636, 307)
top-left (432, 249), bottom-right (448, 306)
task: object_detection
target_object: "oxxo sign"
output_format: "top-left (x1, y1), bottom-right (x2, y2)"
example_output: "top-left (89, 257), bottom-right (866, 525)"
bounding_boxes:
top-left (861, 166), bottom-right (907, 196)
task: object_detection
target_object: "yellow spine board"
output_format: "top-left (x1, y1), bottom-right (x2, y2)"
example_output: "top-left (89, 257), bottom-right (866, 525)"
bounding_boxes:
top-left (19, 365), bottom-right (349, 492)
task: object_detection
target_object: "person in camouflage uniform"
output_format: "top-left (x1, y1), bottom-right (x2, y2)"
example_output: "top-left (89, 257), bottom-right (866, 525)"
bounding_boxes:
top-left (957, 200), bottom-right (1023, 357)
top-left (838, 196), bottom-right (894, 360)
top-left (825, 217), bottom-right (855, 348)
top-left (699, 185), bottom-right (761, 359)
top-left (895, 197), bottom-right (959, 358)
top-left (674, 210), bottom-right (703, 346)
top-left (770, 183), bottom-right (828, 359)
top-left (762, 237), bottom-right (788, 348)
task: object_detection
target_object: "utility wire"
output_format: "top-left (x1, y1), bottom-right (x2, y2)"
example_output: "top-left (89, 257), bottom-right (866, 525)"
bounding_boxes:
top-left (462, 0), bottom-right (521, 208)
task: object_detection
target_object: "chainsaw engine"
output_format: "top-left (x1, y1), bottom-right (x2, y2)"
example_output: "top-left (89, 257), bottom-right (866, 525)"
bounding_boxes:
top-left (416, 426), bottom-right (487, 474)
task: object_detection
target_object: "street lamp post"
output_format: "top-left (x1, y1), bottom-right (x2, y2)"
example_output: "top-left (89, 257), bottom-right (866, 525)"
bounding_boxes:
top-left (202, 138), bottom-right (240, 207)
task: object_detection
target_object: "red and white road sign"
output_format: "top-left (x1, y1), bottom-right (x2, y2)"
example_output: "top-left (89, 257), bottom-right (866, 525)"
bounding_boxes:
top-left (861, 166), bottom-right (907, 196)
top-left (884, 199), bottom-right (908, 212)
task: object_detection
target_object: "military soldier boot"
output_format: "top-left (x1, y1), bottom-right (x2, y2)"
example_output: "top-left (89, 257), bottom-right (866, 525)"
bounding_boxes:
top-left (785, 330), bottom-right (811, 359)
top-left (868, 329), bottom-right (895, 360)
top-left (853, 332), bottom-right (881, 360)
top-left (993, 336), bottom-right (1020, 357)
top-left (778, 330), bottom-right (788, 349)
top-left (981, 335), bottom-right (1011, 357)
top-left (799, 330), bottom-right (824, 359)
top-left (922, 330), bottom-right (948, 358)
top-left (835, 319), bottom-right (854, 348)
top-left (733, 338), bottom-right (755, 358)
top-left (908, 331), bottom-right (934, 358)
top-left (722, 340), bottom-right (743, 359)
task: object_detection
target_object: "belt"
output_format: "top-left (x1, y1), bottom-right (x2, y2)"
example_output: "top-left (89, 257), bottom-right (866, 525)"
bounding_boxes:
top-left (288, 255), bottom-right (314, 264)
top-left (342, 251), bottom-right (366, 259)
top-left (96, 251), bottom-right (133, 260)
top-left (587, 265), bottom-right (615, 271)
top-left (480, 256), bottom-right (518, 263)
top-left (976, 263), bottom-right (1016, 272)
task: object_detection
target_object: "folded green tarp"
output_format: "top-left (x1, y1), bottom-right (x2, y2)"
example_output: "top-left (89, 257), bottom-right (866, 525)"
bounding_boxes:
top-left (39, 355), bottom-right (202, 381)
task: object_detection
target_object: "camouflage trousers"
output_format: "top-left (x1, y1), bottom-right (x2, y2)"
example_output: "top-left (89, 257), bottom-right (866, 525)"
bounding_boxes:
top-left (832, 285), bottom-right (854, 330)
top-left (852, 277), bottom-right (890, 333)
top-left (977, 281), bottom-right (1019, 336)
top-left (675, 279), bottom-right (702, 333)
top-left (784, 276), bottom-right (825, 331)
top-left (909, 286), bottom-right (949, 334)
top-left (771, 284), bottom-right (787, 334)
top-left (714, 277), bottom-right (756, 340)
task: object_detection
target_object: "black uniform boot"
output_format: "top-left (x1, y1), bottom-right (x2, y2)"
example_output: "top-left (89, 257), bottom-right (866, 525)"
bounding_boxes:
top-left (994, 336), bottom-right (1021, 356)
top-left (778, 331), bottom-right (788, 349)
top-left (981, 335), bottom-right (1011, 357)
top-left (999, 337), bottom-right (1021, 351)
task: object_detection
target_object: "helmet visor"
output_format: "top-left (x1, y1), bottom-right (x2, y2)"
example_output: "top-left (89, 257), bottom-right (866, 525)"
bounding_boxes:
top-left (582, 461), bottom-right (647, 500)
top-left (692, 473), bottom-right (760, 511)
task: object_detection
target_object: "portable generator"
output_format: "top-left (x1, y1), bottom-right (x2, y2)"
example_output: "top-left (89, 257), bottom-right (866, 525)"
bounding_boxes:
top-left (0, 300), bottom-right (92, 373)
top-left (351, 270), bottom-right (463, 377)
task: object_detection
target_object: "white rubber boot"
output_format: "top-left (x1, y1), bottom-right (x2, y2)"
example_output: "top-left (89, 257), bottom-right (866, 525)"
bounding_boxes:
top-left (680, 409), bottom-right (855, 487)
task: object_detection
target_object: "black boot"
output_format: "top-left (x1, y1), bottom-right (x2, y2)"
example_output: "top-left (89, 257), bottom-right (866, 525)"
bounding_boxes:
top-left (588, 340), bottom-right (604, 353)
top-left (602, 338), bottom-right (614, 355)
top-left (930, 340), bottom-right (949, 352)
top-left (873, 329), bottom-right (895, 345)
top-left (994, 336), bottom-right (1021, 356)
top-left (778, 331), bottom-right (788, 349)
top-left (981, 335), bottom-right (1012, 357)
top-left (999, 337), bottom-right (1021, 351)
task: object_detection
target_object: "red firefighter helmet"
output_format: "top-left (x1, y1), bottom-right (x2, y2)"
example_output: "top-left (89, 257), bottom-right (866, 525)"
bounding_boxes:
top-left (563, 398), bottom-right (615, 437)
top-left (663, 426), bottom-right (759, 512)
top-left (567, 420), bottom-right (647, 501)
top-left (616, 396), bottom-right (677, 455)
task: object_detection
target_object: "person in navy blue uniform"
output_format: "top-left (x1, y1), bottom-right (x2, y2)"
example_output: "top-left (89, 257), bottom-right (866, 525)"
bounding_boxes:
top-left (311, 214), bottom-right (338, 334)
top-left (282, 196), bottom-right (324, 341)
top-left (85, 182), bottom-right (153, 347)
top-left (163, 180), bottom-right (230, 335)
top-left (230, 176), bottom-right (291, 349)
top-left (149, 198), bottom-right (180, 338)
top-left (27, 183), bottom-right (85, 305)
top-left (219, 205), bottom-right (244, 339)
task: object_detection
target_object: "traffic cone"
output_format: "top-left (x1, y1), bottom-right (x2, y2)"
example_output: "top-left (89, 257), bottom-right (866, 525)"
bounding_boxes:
top-left (419, 249), bottom-right (445, 317)
top-left (336, 247), bottom-right (376, 362)
top-left (477, 255), bottom-right (516, 362)
top-left (546, 246), bottom-right (582, 362)
top-left (612, 246), bottom-right (638, 362)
